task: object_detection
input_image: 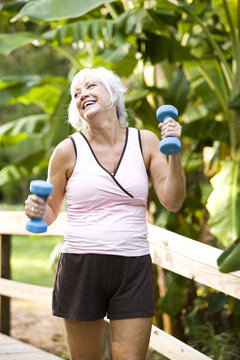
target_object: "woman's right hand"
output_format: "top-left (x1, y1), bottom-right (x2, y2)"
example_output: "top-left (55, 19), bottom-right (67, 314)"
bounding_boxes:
top-left (25, 194), bottom-right (48, 219)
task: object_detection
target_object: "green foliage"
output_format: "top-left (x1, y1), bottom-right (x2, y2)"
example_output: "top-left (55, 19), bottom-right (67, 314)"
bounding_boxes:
top-left (182, 118), bottom-right (229, 142)
top-left (0, 73), bottom-right (70, 187)
top-left (0, 74), bottom-right (66, 108)
top-left (207, 161), bottom-right (240, 246)
top-left (189, 323), bottom-right (240, 360)
top-left (17, 0), bottom-right (114, 21)
top-left (157, 272), bottom-right (187, 316)
top-left (186, 288), bottom-right (240, 359)
top-left (146, 352), bottom-right (168, 360)
top-left (0, 32), bottom-right (45, 55)
top-left (217, 238), bottom-right (240, 272)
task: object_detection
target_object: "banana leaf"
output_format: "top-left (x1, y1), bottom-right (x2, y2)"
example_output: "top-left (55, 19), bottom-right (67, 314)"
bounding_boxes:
top-left (0, 75), bottom-right (66, 105)
top-left (217, 239), bottom-right (240, 273)
top-left (17, 0), bottom-right (114, 21)
top-left (47, 86), bottom-right (72, 147)
top-left (0, 33), bottom-right (45, 56)
top-left (207, 160), bottom-right (240, 246)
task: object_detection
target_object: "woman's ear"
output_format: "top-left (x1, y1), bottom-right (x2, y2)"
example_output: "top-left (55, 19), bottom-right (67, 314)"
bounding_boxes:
top-left (113, 93), bottom-right (117, 103)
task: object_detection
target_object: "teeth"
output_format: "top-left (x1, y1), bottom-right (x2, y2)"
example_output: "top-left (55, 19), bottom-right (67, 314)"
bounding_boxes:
top-left (84, 101), bottom-right (95, 109)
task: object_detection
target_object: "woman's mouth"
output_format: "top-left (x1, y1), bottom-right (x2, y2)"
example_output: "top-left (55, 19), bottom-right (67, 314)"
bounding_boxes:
top-left (82, 100), bottom-right (96, 109)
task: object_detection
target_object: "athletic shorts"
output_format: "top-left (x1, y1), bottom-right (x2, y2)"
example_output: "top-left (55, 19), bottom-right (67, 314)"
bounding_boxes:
top-left (52, 253), bottom-right (154, 321)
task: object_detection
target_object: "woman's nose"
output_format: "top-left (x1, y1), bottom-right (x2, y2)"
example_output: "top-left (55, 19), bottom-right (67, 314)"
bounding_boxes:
top-left (78, 91), bottom-right (90, 109)
top-left (80, 89), bottom-right (89, 100)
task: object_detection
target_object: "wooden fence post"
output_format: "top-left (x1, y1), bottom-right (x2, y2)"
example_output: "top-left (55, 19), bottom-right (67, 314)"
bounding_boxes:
top-left (101, 320), bottom-right (112, 359)
top-left (0, 234), bottom-right (11, 335)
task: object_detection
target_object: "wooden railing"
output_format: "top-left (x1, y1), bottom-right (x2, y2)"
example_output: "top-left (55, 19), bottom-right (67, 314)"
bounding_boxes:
top-left (1, 211), bottom-right (240, 360)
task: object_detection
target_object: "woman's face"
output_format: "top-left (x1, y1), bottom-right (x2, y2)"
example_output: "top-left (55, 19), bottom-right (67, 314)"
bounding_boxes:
top-left (72, 74), bottom-right (113, 120)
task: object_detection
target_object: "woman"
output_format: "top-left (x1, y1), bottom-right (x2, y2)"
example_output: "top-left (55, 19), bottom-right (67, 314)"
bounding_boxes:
top-left (25, 67), bottom-right (186, 360)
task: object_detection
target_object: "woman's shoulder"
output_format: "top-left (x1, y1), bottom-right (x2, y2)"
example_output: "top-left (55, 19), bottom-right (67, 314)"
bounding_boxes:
top-left (129, 127), bottom-right (159, 140)
top-left (56, 136), bottom-right (75, 152)
top-left (48, 137), bottom-right (76, 179)
top-left (139, 129), bottom-right (160, 146)
top-left (51, 137), bottom-right (76, 163)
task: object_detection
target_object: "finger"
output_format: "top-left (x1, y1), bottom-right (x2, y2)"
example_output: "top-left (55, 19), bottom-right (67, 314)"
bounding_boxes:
top-left (158, 119), bottom-right (177, 130)
top-left (161, 124), bottom-right (182, 139)
top-left (25, 195), bottom-right (47, 213)
top-left (31, 194), bottom-right (46, 205)
top-left (25, 194), bottom-right (45, 207)
top-left (25, 203), bottom-right (46, 219)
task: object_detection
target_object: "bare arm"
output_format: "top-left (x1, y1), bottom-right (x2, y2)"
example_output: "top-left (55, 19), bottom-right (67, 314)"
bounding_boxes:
top-left (25, 138), bottom-right (76, 224)
top-left (141, 121), bottom-right (186, 212)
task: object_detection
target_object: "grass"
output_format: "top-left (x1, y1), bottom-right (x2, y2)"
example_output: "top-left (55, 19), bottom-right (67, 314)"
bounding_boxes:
top-left (11, 235), bottom-right (62, 287)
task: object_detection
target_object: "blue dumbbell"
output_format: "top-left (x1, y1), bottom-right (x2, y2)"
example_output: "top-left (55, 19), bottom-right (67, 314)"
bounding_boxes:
top-left (26, 180), bottom-right (53, 233)
top-left (156, 105), bottom-right (181, 155)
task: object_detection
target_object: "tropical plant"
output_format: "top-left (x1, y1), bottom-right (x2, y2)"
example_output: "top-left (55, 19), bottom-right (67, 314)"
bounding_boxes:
top-left (173, 0), bottom-right (240, 271)
top-left (188, 322), bottom-right (240, 360)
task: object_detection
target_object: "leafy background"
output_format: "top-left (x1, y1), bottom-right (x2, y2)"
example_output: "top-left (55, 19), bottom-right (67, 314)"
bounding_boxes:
top-left (1, 0), bottom-right (240, 359)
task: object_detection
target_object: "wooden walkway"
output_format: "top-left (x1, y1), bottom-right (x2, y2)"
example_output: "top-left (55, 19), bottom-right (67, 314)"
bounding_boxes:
top-left (0, 333), bottom-right (62, 360)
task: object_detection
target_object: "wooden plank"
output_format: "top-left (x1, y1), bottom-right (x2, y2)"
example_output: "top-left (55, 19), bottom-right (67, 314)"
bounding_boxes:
top-left (0, 211), bottom-right (66, 236)
top-left (0, 343), bottom-right (42, 353)
top-left (0, 235), bottom-right (11, 335)
top-left (0, 333), bottom-right (62, 359)
top-left (149, 325), bottom-right (212, 360)
top-left (0, 355), bottom-right (59, 360)
top-left (0, 279), bottom-right (52, 305)
top-left (148, 223), bottom-right (240, 300)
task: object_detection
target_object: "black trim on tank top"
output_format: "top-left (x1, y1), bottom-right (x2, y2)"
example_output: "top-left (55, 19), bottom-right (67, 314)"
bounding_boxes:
top-left (68, 135), bottom-right (77, 158)
top-left (137, 129), bottom-right (143, 156)
top-left (79, 128), bottom-right (134, 199)
top-left (138, 129), bottom-right (149, 177)
top-left (112, 127), bottom-right (128, 176)
top-left (109, 174), bottom-right (134, 198)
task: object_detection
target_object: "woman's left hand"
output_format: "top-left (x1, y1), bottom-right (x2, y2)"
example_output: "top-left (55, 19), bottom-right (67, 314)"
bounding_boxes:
top-left (158, 118), bottom-right (182, 140)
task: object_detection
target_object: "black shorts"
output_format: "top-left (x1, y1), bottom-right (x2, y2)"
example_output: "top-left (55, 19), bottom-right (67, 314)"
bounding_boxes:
top-left (52, 253), bottom-right (154, 321)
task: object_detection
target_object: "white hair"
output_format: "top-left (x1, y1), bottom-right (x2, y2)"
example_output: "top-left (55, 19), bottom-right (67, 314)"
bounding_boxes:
top-left (68, 67), bottom-right (128, 131)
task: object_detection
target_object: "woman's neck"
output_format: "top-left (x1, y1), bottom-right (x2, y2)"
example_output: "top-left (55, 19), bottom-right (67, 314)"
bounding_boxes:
top-left (85, 117), bottom-right (125, 146)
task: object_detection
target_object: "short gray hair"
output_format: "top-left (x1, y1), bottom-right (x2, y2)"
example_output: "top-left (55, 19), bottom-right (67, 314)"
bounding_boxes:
top-left (68, 67), bottom-right (128, 131)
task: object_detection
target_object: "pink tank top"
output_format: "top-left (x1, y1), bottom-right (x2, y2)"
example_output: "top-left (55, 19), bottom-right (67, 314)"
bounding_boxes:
top-left (62, 127), bottom-right (149, 256)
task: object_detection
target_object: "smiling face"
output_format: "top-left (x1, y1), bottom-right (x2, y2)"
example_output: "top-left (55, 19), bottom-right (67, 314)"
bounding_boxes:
top-left (68, 67), bottom-right (128, 131)
top-left (72, 74), bottom-right (114, 121)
